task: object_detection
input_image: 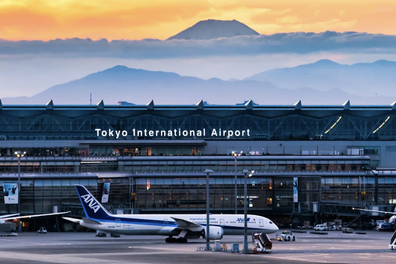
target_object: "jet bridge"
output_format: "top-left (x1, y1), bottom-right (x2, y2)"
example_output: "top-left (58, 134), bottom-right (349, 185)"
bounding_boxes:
top-left (320, 203), bottom-right (362, 217)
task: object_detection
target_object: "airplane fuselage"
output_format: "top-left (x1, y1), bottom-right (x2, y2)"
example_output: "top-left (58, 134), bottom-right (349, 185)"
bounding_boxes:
top-left (80, 213), bottom-right (277, 236)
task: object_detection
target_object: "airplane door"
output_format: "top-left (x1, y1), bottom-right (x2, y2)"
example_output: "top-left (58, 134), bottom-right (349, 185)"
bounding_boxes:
top-left (115, 219), bottom-right (121, 228)
top-left (259, 219), bottom-right (264, 227)
top-left (220, 219), bottom-right (225, 226)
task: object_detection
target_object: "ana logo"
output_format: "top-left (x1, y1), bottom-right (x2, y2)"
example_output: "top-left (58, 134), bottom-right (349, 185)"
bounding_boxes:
top-left (81, 194), bottom-right (100, 213)
top-left (236, 218), bottom-right (250, 222)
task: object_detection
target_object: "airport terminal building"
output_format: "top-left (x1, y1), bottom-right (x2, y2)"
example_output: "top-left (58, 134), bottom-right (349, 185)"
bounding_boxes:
top-left (1, 100), bottom-right (396, 230)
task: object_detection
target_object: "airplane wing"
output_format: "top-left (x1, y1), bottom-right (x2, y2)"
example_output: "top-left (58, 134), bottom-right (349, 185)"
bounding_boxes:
top-left (353, 208), bottom-right (396, 215)
top-left (0, 211), bottom-right (70, 221)
top-left (62, 217), bottom-right (102, 225)
top-left (171, 217), bottom-right (204, 232)
top-left (62, 216), bottom-right (82, 224)
top-left (0, 213), bottom-right (20, 219)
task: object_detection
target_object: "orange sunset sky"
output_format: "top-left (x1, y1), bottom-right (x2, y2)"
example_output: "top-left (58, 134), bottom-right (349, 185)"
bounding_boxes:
top-left (1, 0), bottom-right (396, 41)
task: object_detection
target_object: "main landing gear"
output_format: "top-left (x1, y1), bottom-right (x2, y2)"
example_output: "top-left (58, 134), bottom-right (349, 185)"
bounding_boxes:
top-left (165, 236), bottom-right (188, 243)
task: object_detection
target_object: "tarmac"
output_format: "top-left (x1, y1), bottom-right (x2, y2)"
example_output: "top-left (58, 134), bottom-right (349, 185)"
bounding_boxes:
top-left (0, 230), bottom-right (395, 264)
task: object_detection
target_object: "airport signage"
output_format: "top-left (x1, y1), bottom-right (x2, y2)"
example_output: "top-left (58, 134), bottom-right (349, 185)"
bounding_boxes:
top-left (95, 128), bottom-right (251, 139)
top-left (101, 182), bottom-right (110, 203)
top-left (293, 177), bottom-right (298, 203)
top-left (3, 183), bottom-right (18, 204)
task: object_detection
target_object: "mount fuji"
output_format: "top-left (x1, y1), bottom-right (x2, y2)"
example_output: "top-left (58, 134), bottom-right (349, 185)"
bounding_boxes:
top-left (168, 19), bottom-right (260, 40)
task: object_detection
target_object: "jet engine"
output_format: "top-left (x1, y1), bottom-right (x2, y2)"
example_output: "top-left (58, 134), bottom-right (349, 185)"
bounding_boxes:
top-left (202, 226), bottom-right (224, 240)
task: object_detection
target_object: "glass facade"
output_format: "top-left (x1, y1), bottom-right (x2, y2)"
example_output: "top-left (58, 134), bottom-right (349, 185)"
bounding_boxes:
top-left (0, 104), bottom-right (396, 141)
top-left (0, 156), bottom-right (370, 174)
top-left (0, 179), bottom-right (98, 214)
top-left (321, 176), bottom-right (396, 205)
top-left (0, 155), bottom-right (374, 220)
top-left (134, 176), bottom-right (273, 212)
top-left (1, 170), bottom-right (396, 231)
top-left (378, 177), bottom-right (396, 205)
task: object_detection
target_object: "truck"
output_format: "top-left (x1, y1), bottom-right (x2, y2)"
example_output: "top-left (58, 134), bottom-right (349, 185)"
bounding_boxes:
top-left (0, 222), bottom-right (16, 232)
top-left (378, 222), bottom-right (393, 232)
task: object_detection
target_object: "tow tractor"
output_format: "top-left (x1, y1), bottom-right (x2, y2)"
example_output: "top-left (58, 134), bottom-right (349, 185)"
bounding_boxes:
top-left (252, 233), bottom-right (272, 253)
top-left (276, 230), bottom-right (296, 241)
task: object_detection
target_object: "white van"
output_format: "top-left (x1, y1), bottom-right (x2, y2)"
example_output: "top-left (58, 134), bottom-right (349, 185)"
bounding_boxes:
top-left (314, 224), bottom-right (328, 231)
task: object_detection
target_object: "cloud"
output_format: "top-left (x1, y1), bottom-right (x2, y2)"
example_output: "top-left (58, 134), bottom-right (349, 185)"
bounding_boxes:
top-left (0, 0), bottom-right (212, 40)
top-left (1, 31), bottom-right (396, 59)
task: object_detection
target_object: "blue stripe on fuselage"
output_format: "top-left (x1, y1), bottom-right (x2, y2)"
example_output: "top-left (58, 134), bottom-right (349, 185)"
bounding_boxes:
top-left (85, 216), bottom-right (268, 231)
top-left (86, 216), bottom-right (178, 227)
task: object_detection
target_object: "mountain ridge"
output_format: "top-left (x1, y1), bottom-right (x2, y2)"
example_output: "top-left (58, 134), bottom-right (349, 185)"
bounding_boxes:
top-left (1, 63), bottom-right (394, 105)
top-left (246, 59), bottom-right (396, 96)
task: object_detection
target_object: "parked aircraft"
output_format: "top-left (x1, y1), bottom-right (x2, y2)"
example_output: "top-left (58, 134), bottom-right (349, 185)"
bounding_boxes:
top-left (0, 212), bottom-right (70, 224)
top-left (353, 207), bottom-right (396, 226)
top-left (63, 185), bottom-right (279, 243)
top-left (353, 207), bottom-right (396, 249)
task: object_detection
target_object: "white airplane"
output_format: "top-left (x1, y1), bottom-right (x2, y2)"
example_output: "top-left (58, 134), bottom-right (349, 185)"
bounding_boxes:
top-left (353, 207), bottom-right (396, 224)
top-left (353, 207), bottom-right (396, 250)
top-left (0, 212), bottom-right (70, 224)
top-left (63, 185), bottom-right (279, 243)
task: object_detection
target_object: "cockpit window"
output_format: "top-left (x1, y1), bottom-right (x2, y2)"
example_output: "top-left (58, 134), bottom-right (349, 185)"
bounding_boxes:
top-left (269, 221), bottom-right (273, 224)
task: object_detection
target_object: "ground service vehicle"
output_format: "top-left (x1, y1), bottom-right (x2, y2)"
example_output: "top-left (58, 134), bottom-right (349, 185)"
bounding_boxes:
top-left (314, 224), bottom-right (328, 231)
top-left (37, 227), bottom-right (47, 234)
top-left (279, 230), bottom-right (296, 241)
top-left (96, 230), bottom-right (106, 237)
top-left (0, 232), bottom-right (18, 237)
top-left (252, 233), bottom-right (272, 253)
top-left (378, 222), bottom-right (393, 231)
top-left (342, 227), bottom-right (353, 233)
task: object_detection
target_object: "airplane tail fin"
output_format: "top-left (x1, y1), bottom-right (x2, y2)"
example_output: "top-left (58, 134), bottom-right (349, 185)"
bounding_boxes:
top-left (75, 185), bottom-right (111, 219)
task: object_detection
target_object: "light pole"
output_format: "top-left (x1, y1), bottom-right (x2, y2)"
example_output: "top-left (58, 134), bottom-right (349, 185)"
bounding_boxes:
top-left (243, 169), bottom-right (254, 254)
top-left (15, 151), bottom-right (25, 232)
top-left (232, 151), bottom-right (242, 214)
top-left (204, 169), bottom-right (214, 251)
